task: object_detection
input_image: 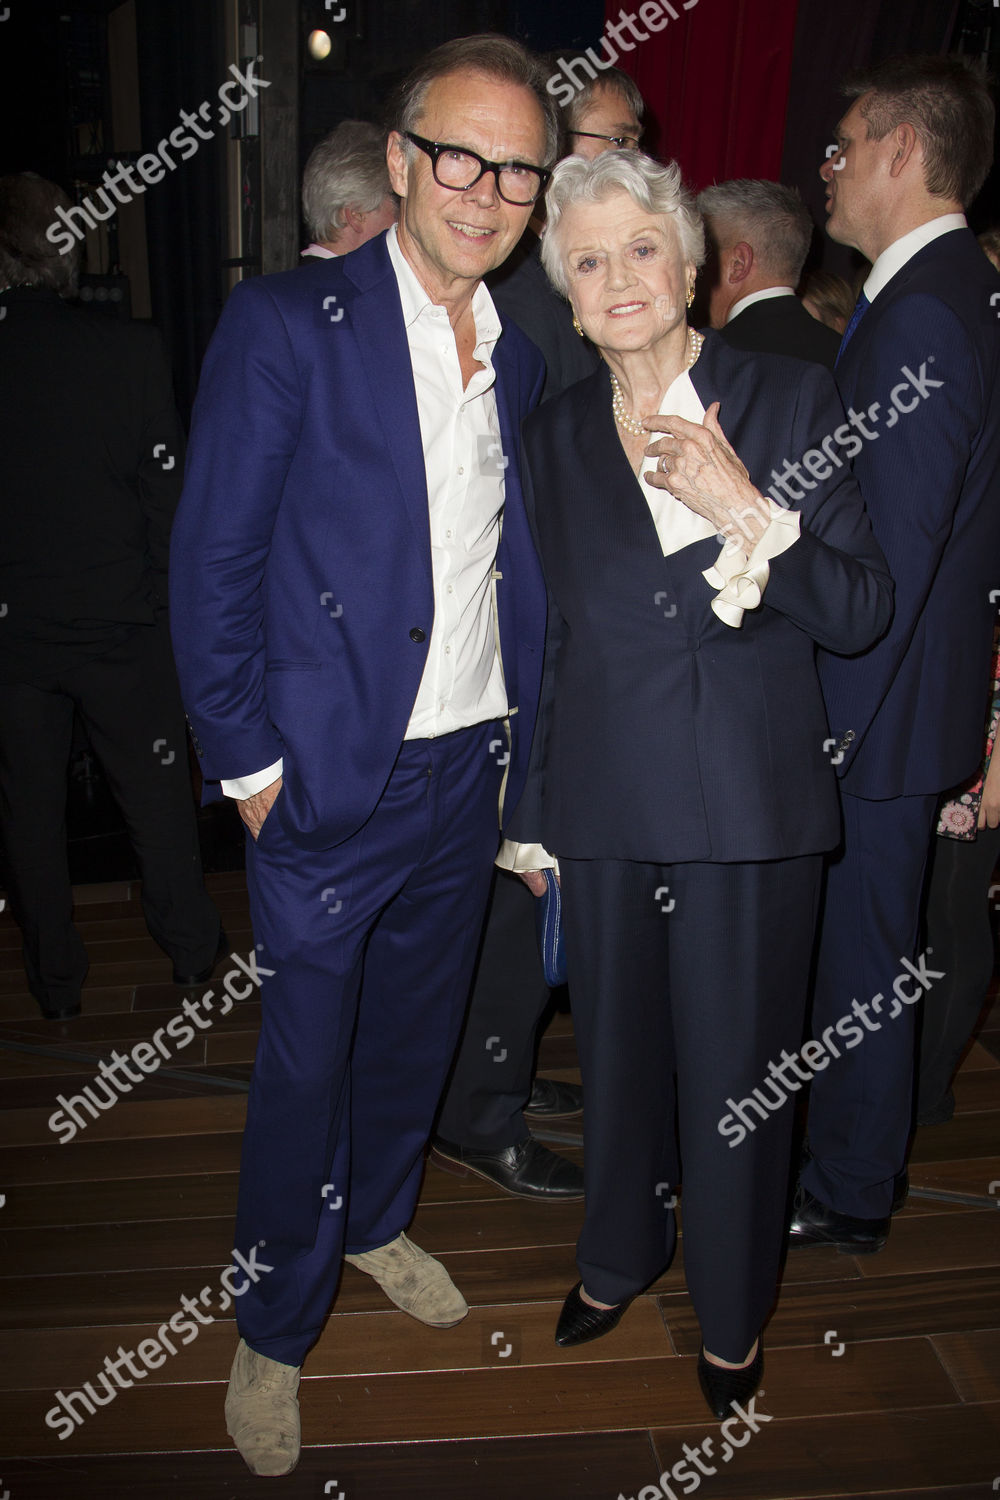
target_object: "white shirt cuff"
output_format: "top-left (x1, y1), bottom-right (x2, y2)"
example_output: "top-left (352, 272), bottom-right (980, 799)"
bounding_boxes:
top-left (702, 500), bottom-right (801, 628)
top-left (495, 839), bottom-right (558, 873)
top-left (221, 759), bottom-right (284, 799)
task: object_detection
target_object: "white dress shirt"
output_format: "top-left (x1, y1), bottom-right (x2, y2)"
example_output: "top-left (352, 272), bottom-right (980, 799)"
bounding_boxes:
top-left (863, 212), bottom-right (966, 304)
top-left (223, 223), bottom-right (508, 798)
top-left (726, 286), bottom-right (796, 324)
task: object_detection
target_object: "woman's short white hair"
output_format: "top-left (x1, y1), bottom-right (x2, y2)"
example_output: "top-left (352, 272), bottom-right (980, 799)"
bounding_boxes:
top-left (540, 151), bottom-right (705, 299)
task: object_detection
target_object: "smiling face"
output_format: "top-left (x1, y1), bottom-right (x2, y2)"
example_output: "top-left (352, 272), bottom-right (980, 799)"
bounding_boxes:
top-left (560, 189), bottom-right (693, 355)
top-left (820, 95), bottom-right (893, 259)
top-left (386, 69), bottom-right (548, 304)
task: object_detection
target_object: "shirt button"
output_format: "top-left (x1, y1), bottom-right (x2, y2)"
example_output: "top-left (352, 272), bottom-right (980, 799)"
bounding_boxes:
top-left (447, 585), bottom-right (454, 594)
top-left (446, 529), bottom-right (453, 539)
top-left (445, 644), bottom-right (451, 654)
top-left (409, 627), bottom-right (426, 643)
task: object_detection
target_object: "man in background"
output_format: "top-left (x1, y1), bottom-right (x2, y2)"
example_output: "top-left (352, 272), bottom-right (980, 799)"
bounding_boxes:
top-left (698, 178), bottom-right (840, 367)
top-left (0, 173), bottom-right (223, 1020)
top-left (300, 119), bottom-right (397, 261)
top-left (795, 54), bottom-right (1000, 1252)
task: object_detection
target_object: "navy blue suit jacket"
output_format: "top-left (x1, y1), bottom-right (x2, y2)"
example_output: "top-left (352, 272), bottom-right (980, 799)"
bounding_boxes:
top-left (169, 232), bottom-right (548, 850)
top-left (819, 227), bottom-right (1000, 798)
top-left (507, 332), bottom-right (893, 863)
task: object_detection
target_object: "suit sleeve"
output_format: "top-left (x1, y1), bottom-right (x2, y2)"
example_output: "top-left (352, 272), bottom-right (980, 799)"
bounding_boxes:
top-left (813, 292), bottom-right (980, 741)
top-left (755, 362), bottom-right (894, 655)
top-left (503, 447), bottom-right (560, 847)
top-left (169, 279), bottom-right (301, 781)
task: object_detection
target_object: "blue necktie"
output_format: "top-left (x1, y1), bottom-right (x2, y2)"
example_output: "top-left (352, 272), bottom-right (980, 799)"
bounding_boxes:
top-left (836, 289), bottom-right (870, 364)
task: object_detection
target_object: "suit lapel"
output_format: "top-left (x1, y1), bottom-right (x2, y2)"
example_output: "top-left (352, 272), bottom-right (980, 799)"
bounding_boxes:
top-left (345, 239), bottom-right (432, 583)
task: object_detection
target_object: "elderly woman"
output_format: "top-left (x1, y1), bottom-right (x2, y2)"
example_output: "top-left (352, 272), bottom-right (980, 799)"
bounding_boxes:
top-left (501, 152), bottom-right (893, 1418)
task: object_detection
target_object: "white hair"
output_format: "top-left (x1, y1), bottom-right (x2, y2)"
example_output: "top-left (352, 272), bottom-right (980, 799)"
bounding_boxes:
top-left (540, 151), bottom-right (705, 298)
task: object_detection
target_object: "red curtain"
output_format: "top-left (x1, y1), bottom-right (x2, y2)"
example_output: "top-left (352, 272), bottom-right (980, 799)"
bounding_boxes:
top-left (602, 0), bottom-right (801, 192)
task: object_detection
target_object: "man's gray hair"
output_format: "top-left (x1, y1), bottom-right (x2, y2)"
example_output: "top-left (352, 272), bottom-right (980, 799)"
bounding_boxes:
top-left (302, 120), bottom-right (392, 243)
top-left (0, 172), bottom-right (81, 296)
top-left (541, 152), bottom-right (705, 299)
top-left (697, 179), bottom-right (815, 285)
top-left (387, 34), bottom-right (559, 167)
top-left (550, 55), bottom-right (645, 135)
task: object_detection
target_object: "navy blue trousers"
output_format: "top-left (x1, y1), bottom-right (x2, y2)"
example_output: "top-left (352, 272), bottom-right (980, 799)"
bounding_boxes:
top-left (560, 854), bottom-right (822, 1364)
top-left (802, 790), bottom-right (938, 1219)
top-left (235, 724), bottom-right (502, 1366)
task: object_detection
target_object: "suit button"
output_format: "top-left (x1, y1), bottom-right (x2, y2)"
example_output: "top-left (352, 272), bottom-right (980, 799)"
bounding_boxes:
top-left (409, 627), bottom-right (426, 643)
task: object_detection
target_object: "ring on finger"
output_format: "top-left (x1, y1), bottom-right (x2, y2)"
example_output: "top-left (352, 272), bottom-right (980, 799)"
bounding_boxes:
top-left (659, 455), bottom-right (669, 473)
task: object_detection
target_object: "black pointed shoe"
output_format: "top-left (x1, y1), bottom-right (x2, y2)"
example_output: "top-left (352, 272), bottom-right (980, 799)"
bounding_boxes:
top-left (524, 1077), bottom-right (584, 1119)
top-left (788, 1184), bottom-right (888, 1253)
top-left (555, 1282), bottom-right (633, 1347)
top-left (430, 1136), bottom-right (584, 1200)
top-left (697, 1340), bottom-right (764, 1420)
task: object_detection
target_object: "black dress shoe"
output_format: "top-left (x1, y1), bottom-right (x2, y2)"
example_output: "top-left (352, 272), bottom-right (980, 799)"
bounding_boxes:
top-left (788, 1184), bottom-right (888, 1253)
top-left (525, 1077), bottom-right (584, 1120)
top-left (555, 1282), bottom-right (633, 1346)
top-left (697, 1340), bottom-right (764, 1419)
top-left (430, 1136), bottom-right (584, 1200)
top-left (172, 929), bottom-right (229, 987)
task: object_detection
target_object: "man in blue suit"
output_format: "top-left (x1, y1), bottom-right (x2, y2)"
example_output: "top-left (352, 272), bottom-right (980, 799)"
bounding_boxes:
top-left (169, 36), bottom-right (554, 1475)
top-left (792, 55), bottom-right (1000, 1251)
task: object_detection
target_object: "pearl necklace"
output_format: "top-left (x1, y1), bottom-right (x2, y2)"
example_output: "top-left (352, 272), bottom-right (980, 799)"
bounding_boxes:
top-left (610, 327), bottom-right (704, 437)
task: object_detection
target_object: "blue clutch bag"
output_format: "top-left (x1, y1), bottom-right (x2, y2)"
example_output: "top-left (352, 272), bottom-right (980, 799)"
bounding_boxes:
top-left (534, 867), bottom-right (567, 987)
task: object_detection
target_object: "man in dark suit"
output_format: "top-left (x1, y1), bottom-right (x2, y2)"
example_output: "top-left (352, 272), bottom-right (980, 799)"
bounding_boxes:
top-left (0, 173), bottom-right (222, 1020)
top-left (699, 179), bottom-right (840, 368)
top-left (169, 37), bottom-right (553, 1476)
top-left (792, 54), bottom-right (1000, 1251)
top-left (429, 62), bottom-right (645, 1200)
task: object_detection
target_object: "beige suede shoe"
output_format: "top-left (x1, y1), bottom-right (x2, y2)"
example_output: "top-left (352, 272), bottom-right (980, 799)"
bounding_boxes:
top-left (343, 1231), bottom-right (468, 1326)
top-left (224, 1337), bottom-right (301, 1476)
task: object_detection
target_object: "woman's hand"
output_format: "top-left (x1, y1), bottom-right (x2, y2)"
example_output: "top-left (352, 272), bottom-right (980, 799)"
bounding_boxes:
top-left (643, 401), bottom-right (771, 552)
top-left (518, 870), bottom-right (558, 896)
top-left (978, 750), bottom-right (1000, 830)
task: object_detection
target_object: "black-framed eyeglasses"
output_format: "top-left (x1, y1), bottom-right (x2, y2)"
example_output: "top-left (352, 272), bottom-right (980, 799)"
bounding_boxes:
top-left (569, 130), bottom-right (642, 151)
top-left (403, 132), bottom-right (551, 205)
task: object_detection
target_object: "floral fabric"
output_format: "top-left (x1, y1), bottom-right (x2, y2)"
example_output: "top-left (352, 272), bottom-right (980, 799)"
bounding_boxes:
top-left (937, 635), bottom-right (1000, 842)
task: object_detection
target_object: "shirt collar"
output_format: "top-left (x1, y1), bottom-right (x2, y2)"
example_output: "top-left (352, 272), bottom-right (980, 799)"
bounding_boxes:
top-left (726, 286), bottom-right (796, 325)
top-left (301, 243), bottom-right (338, 259)
top-left (864, 212), bottom-right (967, 303)
top-left (386, 223), bottom-right (502, 356)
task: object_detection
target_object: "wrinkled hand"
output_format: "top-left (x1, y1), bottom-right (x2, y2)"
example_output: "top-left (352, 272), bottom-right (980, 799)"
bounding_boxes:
top-left (519, 870), bottom-right (555, 896)
top-left (237, 775), bottom-right (283, 840)
top-left (642, 401), bottom-right (771, 551)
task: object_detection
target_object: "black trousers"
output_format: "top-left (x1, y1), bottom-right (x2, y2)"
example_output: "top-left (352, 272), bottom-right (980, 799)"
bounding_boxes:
top-left (0, 621), bottom-right (220, 1009)
top-left (918, 824), bottom-right (1000, 1115)
top-left (435, 865), bottom-right (552, 1148)
top-left (560, 853), bottom-right (822, 1363)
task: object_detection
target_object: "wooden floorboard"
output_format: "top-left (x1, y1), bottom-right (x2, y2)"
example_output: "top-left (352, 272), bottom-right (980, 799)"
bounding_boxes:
top-left (1, 880), bottom-right (998, 1498)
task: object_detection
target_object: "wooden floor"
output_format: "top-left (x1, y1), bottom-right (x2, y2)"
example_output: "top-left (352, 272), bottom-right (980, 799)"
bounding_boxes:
top-left (1, 873), bottom-right (998, 1499)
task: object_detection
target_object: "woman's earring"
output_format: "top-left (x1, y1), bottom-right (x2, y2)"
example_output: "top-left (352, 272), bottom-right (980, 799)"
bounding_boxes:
top-left (572, 312), bottom-right (584, 337)
top-left (686, 286), bottom-right (695, 309)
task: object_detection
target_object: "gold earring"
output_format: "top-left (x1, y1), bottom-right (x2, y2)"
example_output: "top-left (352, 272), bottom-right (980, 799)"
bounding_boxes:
top-left (686, 287), bottom-right (695, 309)
top-left (572, 312), bottom-right (584, 337)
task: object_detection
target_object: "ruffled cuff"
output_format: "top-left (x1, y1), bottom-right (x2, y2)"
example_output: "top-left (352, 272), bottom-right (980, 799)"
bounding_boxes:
top-left (495, 839), bottom-right (558, 873)
top-left (702, 500), bottom-right (801, 628)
